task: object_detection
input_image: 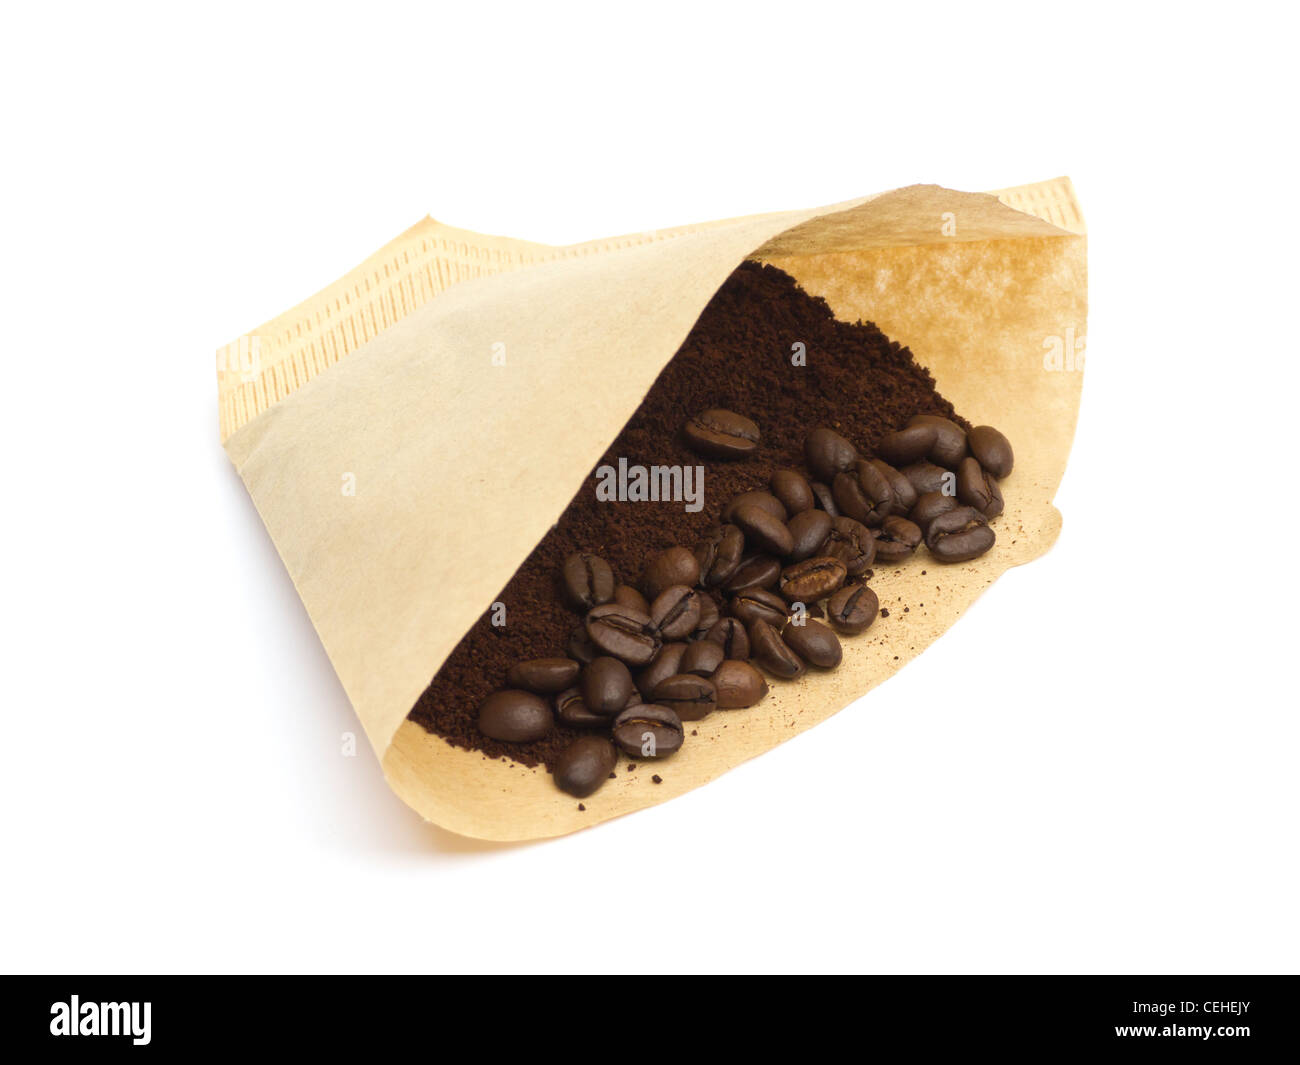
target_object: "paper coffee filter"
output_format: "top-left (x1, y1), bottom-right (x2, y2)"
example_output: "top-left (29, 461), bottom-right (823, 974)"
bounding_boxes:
top-left (220, 179), bottom-right (1086, 841)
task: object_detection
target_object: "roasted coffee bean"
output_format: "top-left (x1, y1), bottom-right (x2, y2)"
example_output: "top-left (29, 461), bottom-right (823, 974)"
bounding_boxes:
top-left (555, 686), bottom-right (609, 728)
top-left (635, 642), bottom-right (688, 698)
top-left (612, 583), bottom-right (650, 615)
top-left (585, 603), bottom-right (661, 666)
top-left (968, 425), bottom-right (1014, 479)
top-left (909, 414), bottom-right (968, 468)
top-left (822, 516), bottom-right (876, 575)
top-left (870, 458), bottom-right (917, 515)
top-left (649, 584), bottom-right (702, 639)
top-left (902, 462), bottom-right (954, 497)
top-left (786, 508), bottom-right (833, 561)
top-left (693, 594), bottom-right (720, 638)
top-left (581, 656), bottom-right (636, 715)
top-left (554, 736), bottom-right (618, 797)
top-left (683, 408), bottom-right (760, 459)
top-left (810, 481), bottom-right (839, 517)
top-left (642, 546), bottom-right (700, 600)
top-left (694, 523), bottom-right (745, 587)
top-left (833, 461), bottom-right (895, 527)
top-left (909, 491), bottom-right (960, 533)
top-left (507, 657), bottom-right (581, 694)
top-left (873, 515), bottom-right (923, 562)
top-left (731, 502), bottom-right (794, 556)
top-left (680, 640), bottom-right (725, 677)
top-left (781, 618), bottom-right (842, 669)
top-left (721, 491), bottom-right (787, 524)
top-left (926, 506), bottom-right (996, 562)
top-left (748, 619), bottom-right (806, 680)
top-left (805, 427), bottom-right (859, 482)
top-left (567, 624), bottom-right (599, 665)
top-left (704, 618), bottom-right (750, 660)
top-left (729, 587), bottom-right (789, 628)
top-left (771, 468), bottom-right (815, 515)
top-left (562, 552), bottom-right (615, 611)
top-left (956, 456), bottom-right (1005, 518)
top-left (826, 582), bottom-right (879, 634)
top-left (477, 690), bottom-right (553, 742)
top-left (723, 554), bottom-right (782, 594)
top-left (876, 423), bottom-right (938, 466)
top-left (611, 704), bottom-right (684, 758)
top-left (711, 660), bottom-right (768, 708)
top-left (650, 674), bottom-right (717, 722)
top-left (779, 556), bottom-right (847, 604)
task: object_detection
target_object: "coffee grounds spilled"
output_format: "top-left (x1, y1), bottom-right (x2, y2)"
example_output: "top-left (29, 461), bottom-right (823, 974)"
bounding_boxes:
top-left (408, 261), bottom-right (967, 769)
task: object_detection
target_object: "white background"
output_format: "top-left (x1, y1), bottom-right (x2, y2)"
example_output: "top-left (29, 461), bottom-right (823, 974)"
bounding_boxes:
top-left (3, 2), bottom-right (1296, 974)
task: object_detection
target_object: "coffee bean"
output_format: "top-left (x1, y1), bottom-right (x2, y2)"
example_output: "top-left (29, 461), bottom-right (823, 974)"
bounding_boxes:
top-left (810, 481), bottom-right (839, 517)
top-left (611, 704), bottom-right (684, 758)
top-left (781, 618), bottom-right (842, 668)
top-left (909, 414), bottom-right (968, 468)
top-left (730, 587), bottom-right (789, 628)
top-left (555, 686), bottom-right (609, 728)
top-left (693, 594), bottom-right (721, 638)
top-left (731, 502), bottom-right (794, 556)
top-left (805, 427), bottom-right (859, 482)
top-left (612, 583), bottom-right (650, 615)
top-left (649, 584), bottom-right (702, 639)
top-left (567, 624), bottom-right (599, 665)
top-left (681, 639), bottom-right (725, 677)
top-left (581, 656), bottom-right (636, 715)
top-left (684, 408), bottom-right (760, 459)
top-left (635, 642), bottom-right (688, 698)
top-left (704, 618), bottom-right (750, 660)
top-left (771, 468), bottom-right (814, 514)
top-left (650, 674), bottom-right (717, 721)
top-left (968, 425), bottom-right (1014, 479)
top-left (956, 456), bottom-right (1005, 518)
top-left (826, 582), bottom-right (878, 634)
top-left (870, 458), bottom-right (917, 515)
top-left (722, 491), bottom-right (787, 524)
top-left (876, 423), bottom-right (937, 466)
top-left (909, 491), bottom-right (960, 533)
top-left (585, 603), bottom-right (661, 666)
top-left (554, 736), bottom-right (618, 797)
top-left (902, 462), bottom-right (954, 497)
top-left (786, 509), bottom-right (833, 561)
top-left (642, 546), bottom-right (700, 601)
top-left (693, 524), bottom-right (745, 587)
top-left (822, 516), bottom-right (876, 575)
top-left (477, 690), bottom-right (554, 742)
top-left (748, 619), bottom-right (806, 680)
top-left (872, 515), bottom-right (923, 562)
top-left (711, 660), bottom-right (768, 708)
top-left (832, 461), bottom-right (895, 527)
top-left (506, 657), bottom-right (581, 694)
top-left (562, 552), bottom-right (615, 611)
top-left (779, 556), bottom-right (847, 603)
top-left (926, 506), bottom-right (996, 562)
top-left (723, 554), bottom-right (782, 594)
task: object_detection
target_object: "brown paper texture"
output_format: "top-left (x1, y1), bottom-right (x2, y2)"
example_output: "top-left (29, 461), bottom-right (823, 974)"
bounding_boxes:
top-left (220, 179), bottom-right (1086, 841)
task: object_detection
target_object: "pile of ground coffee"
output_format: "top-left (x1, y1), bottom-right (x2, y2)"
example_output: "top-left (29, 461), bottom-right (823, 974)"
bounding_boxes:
top-left (408, 260), bottom-right (968, 769)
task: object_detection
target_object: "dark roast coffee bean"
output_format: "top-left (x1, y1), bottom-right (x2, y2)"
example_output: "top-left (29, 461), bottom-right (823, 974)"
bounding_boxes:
top-left (957, 456), bottom-right (1005, 518)
top-left (731, 502), bottom-right (794, 556)
top-left (635, 642), bottom-right (688, 698)
top-left (810, 481), bottom-right (839, 517)
top-left (612, 583), bottom-right (650, 615)
top-left (926, 506), bottom-right (996, 562)
top-left (585, 603), bottom-right (661, 666)
top-left (684, 408), bottom-right (760, 459)
top-left (826, 582), bottom-right (879, 634)
top-left (721, 491), bottom-right (787, 524)
top-left (909, 414), bottom-right (968, 468)
top-left (694, 524), bottom-right (745, 587)
top-left (556, 686), bottom-right (609, 728)
top-left (832, 461), bottom-right (895, 527)
top-left (786, 508), bottom-right (833, 561)
top-left (507, 657), bottom-right (581, 694)
top-left (650, 674), bottom-right (717, 721)
top-left (771, 468), bottom-right (814, 515)
top-left (567, 624), bottom-right (599, 665)
top-left (680, 640), bottom-right (725, 677)
top-left (870, 458), bottom-right (917, 515)
top-left (723, 554), bottom-right (782, 594)
top-left (710, 659), bottom-right (768, 708)
top-left (611, 704), bottom-right (684, 758)
top-left (968, 425), bottom-right (1014, 479)
top-left (779, 556), bottom-right (847, 604)
top-left (876, 423), bottom-right (938, 466)
top-left (822, 516), bottom-right (876, 575)
top-left (477, 690), bottom-right (553, 742)
top-left (909, 491), bottom-right (960, 533)
top-left (649, 585), bottom-right (702, 639)
top-left (581, 656), bottom-right (636, 715)
top-left (704, 617), bottom-right (750, 660)
top-left (873, 516), bottom-right (923, 562)
top-left (642, 546), bottom-right (700, 601)
top-left (693, 594), bottom-right (720, 638)
top-left (902, 462), bottom-right (955, 497)
top-left (781, 618), bottom-right (842, 669)
top-left (562, 552), bottom-right (615, 611)
top-left (730, 587), bottom-right (789, 628)
top-left (748, 619), bottom-right (806, 680)
top-left (805, 427), bottom-right (859, 482)
top-left (554, 736), bottom-right (618, 797)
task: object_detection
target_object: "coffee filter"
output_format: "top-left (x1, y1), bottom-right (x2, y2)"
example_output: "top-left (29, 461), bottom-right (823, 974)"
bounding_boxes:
top-left (219, 179), bottom-right (1087, 841)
